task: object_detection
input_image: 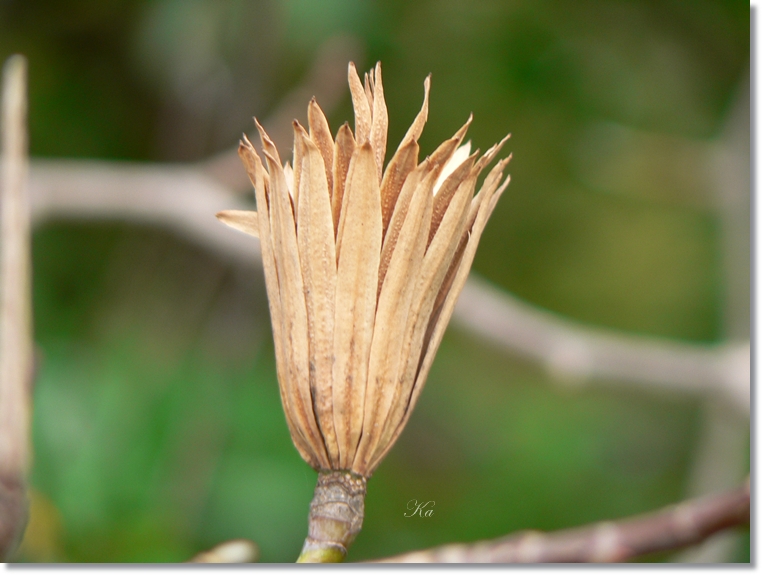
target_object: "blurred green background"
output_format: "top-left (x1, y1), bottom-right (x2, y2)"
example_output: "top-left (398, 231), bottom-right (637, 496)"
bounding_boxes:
top-left (0, 0), bottom-right (750, 563)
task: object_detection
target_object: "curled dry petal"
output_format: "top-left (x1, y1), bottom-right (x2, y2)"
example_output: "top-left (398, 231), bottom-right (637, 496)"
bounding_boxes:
top-left (399, 75), bottom-right (431, 149)
top-left (220, 62), bottom-right (510, 478)
top-left (369, 168), bottom-right (478, 469)
top-left (332, 123), bottom-right (355, 237)
top-left (348, 63), bottom-right (371, 146)
top-left (332, 143), bottom-right (382, 468)
top-left (354, 164), bottom-right (434, 470)
top-left (368, 62), bottom-right (388, 182)
top-left (216, 209), bottom-right (259, 238)
top-left (434, 140), bottom-right (471, 194)
top-left (308, 98), bottom-right (334, 194)
top-left (294, 122), bottom-right (340, 466)
top-left (429, 151), bottom-right (477, 245)
top-left (236, 138), bottom-right (317, 467)
top-left (369, 156), bottom-right (512, 472)
top-left (380, 138), bottom-right (418, 233)
top-left (378, 159), bottom-right (429, 289)
top-left (258, 120), bottom-right (330, 469)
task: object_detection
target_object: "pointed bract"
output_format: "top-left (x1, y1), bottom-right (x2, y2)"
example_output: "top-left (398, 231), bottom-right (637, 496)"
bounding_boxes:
top-left (259, 120), bottom-right (331, 469)
top-left (354, 164), bottom-right (434, 474)
top-left (216, 209), bottom-right (259, 238)
top-left (308, 98), bottom-right (335, 194)
top-left (332, 122), bottom-right (356, 238)
top-left (348, 63), bottom-right (371, 145)
top-left (332, 142), bottom-right (382, 468)
top-left (380, 138), bottom-right (418, 233)
top-left (372, 168), bottom-right (477, 467)
top-left (237, 139), bottom-right (317, 467)
top-left (378, 160), bottom-right (429, 287)
top-left (369, 62), bottom-right (388, 182)
top-left (294, 123), bottom-right (340, 466)
top-left (371, 156), bottom-right (510, 472)
top-left (399, 75), bottom-right (431, 149)
top-left (223, 63), bottom-right (510, 478)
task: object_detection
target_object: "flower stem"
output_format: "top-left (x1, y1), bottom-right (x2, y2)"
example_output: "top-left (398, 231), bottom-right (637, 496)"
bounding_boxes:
top-left (296, 470), bottom-right (366, 563)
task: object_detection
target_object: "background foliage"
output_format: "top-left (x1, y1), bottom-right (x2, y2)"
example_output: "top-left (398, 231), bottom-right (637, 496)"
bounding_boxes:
top-left (0, 0), bottom-right (750, 562)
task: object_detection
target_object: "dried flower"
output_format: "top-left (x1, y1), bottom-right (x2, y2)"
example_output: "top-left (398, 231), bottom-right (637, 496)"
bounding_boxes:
top-left (218, 62), bottom-right (510, 561)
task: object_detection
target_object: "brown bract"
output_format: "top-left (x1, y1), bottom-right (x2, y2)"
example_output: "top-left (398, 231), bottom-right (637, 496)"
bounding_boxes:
top-left (218, 62), bottom-right (511, 477)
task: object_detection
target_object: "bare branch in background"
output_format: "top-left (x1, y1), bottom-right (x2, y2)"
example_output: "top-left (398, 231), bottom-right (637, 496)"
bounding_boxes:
top-left (371, 480), bottom-right (749, 563)
top-left (0, 55), bottom-right (33, 561)
top-left (28, 35), bottom-right (365, 264)
top-left (676, 70), bottom-right (751, 563)
top-left (189, 539), bottom-right (258, 563)
top-left (22, 37), bottom-right (749, 454)
top-left (25, 160), bottom-right (750, 413)
top-left (23, 43), bottom-right (748, 413)
top-left (6, 30), bottom-right (750, 564)
top-left (30, 159), bottom-right (261, 266)
top-left (454, 276), bottom-right (749, 413)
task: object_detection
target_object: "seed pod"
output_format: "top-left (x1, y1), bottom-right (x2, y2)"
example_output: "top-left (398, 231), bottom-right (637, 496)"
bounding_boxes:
top-left (218, 62), bottom-right (511, 562)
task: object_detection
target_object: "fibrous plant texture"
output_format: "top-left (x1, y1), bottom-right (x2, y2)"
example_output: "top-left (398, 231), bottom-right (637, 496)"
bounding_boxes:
top-left (218, 61), bottom-right (511, 562)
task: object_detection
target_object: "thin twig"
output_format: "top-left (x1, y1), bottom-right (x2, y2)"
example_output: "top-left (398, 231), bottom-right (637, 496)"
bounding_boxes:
top-left (371, 480), bottom-right (750, 563)
top-left (0, 55), bottom-right (33, 561)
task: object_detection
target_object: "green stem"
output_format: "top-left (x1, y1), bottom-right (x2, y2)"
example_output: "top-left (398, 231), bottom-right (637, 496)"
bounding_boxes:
top-left (296, 470), bottom-right (367, 563)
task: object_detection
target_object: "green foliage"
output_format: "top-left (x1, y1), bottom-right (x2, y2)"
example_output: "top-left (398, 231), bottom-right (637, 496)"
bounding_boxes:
top-left (2, 0), bottom-right (750, 563)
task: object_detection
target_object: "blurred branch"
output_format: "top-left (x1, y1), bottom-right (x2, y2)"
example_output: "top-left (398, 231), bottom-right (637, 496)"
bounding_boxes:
top-left (10, 37), bottom-right (749, 565)
top-left (23, 40), bottom-right (749, 415)
top-left (676, 70), bottom-right (751, 563)
top-left (189, 539), bottom-right (259, 563)
top-left (0, 55), bottom-right (33, 560)
top-left (29, 35), bottom-right (364, 260)
top-left (30, 159), bottom-right (261, 266)
top-left (454, 276), bottom-right (749, 413)
top-left (27, 161), bottom-right (750, 411)
top-left (371, 480), bottom-right (750, 563)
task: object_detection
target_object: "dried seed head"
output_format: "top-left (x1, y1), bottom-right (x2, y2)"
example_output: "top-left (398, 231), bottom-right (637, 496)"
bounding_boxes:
top-left (219, 62), bottom-right (511, 478)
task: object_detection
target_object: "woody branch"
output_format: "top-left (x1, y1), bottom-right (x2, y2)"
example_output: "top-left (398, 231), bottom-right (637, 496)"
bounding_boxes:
top-left (188, 479), bottom-right (749, 563)
top-left (7, 44), bottom-right (748, 564)
top-left (25, 161), bottom-right (749, 411)
top-left (20, 42), bottom-right (749, 414)
top-left (371, 479), bottom-right (750, 563)
top-left (0, 55), bottom-right (33, 561)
